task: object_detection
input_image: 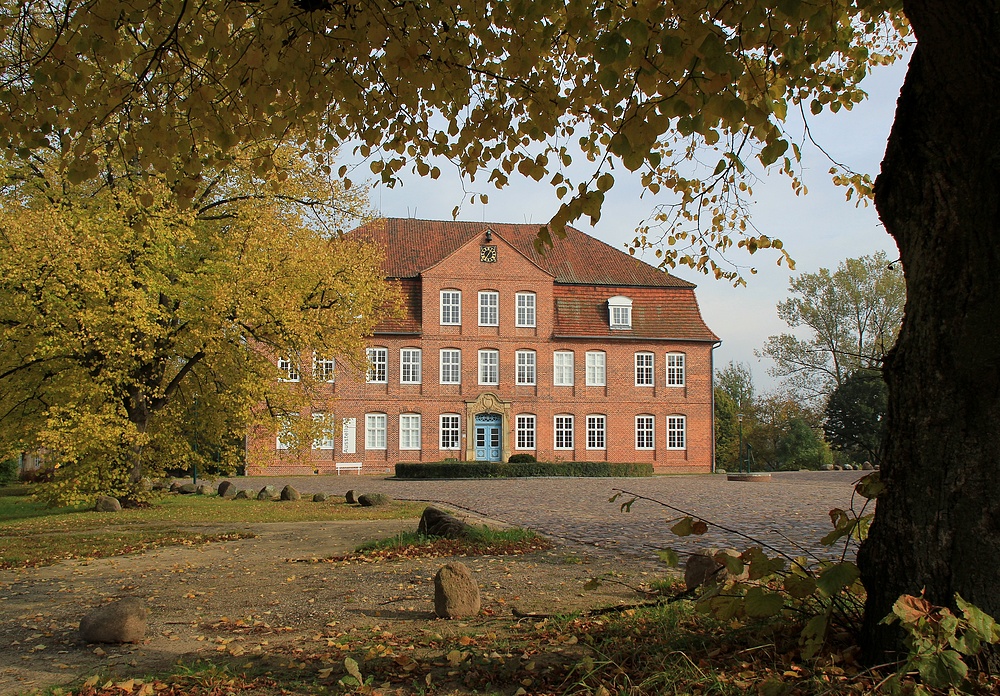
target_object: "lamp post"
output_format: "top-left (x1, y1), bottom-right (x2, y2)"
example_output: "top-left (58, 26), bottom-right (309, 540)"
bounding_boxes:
top-left (737, 413), bottom-right (744, 474)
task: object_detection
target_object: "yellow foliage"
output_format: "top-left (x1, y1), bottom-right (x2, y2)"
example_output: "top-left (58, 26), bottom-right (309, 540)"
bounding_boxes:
top-left (0, 0), bottom-right (907, 283)
top-left (0, 145), bottom-right (392, 505)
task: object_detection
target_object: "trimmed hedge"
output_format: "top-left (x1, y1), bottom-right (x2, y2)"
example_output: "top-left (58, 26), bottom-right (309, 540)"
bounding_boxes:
top-left (395, 460), bottom-right (653, 479)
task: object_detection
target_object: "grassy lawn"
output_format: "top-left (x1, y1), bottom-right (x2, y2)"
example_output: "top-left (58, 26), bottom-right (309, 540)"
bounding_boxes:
top-left (0, 489), bottom-right (425, 570)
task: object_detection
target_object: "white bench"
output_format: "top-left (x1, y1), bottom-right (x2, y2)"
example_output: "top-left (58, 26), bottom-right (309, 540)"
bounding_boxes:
top-left (335, 462), bottom-right (363, 475)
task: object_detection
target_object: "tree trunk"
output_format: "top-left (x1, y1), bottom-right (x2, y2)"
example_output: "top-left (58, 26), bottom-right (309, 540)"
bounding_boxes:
top-left (859, 1), bottom-right (1000, 664)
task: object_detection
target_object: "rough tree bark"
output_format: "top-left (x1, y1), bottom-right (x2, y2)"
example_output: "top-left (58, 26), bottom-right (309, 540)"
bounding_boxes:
top-left (859, 0), bottom-right (1000, 664)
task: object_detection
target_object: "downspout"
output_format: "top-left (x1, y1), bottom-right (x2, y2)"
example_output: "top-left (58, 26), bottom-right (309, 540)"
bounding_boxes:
top-left (710, 341), bottom-right (722, 473)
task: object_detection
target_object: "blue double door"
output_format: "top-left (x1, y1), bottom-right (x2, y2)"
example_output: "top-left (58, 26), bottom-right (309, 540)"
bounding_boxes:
top-left (474, 413), bottom-right (502, 462)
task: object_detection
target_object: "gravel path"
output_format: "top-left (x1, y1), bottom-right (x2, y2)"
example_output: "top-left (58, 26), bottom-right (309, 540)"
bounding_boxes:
top-left (230, 470), bottom-right (872, 561)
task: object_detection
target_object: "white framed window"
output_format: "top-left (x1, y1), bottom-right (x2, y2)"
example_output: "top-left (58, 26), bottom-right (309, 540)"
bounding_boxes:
top-left (667, 415), bottom-right (687, 449)
top-left (400, 348), bottom-right (422, 384)
top-left (608, 295), bottom-right (633, 329)
top-left (479, 349), bottom-right (499, 385)
top-left (440, 414), bottom-right (461, 450)
top-left (312, 412), bottom-right (335, 450)
top-left (667, 353), bottom-right (686, 386)
top-left (313, 354), bottom-right (335, 383)
top-left (585, 351), bottom-right (606, 386)
top-left (366, 347), bottom-right (387, 383)
top-left (515, 292), bottom-right (536, 327)
top-left (554, 351), bottom-right (574, 386)
top-left (635, 352), bottom-right (654, 386)
top-left (440, 349), bottom-right (461, 384)
top-left (440, 290), bottom-right (461, 325)
top-left (276, 412), bottom-right (298, 450)
top-left (587, 415), bottom-right (606, 450)
top-left (400, 413), bottom-right (421, 450)
top-left (516, 350), bottom-right (536, 385)
top-left (554, 414), bottom-right (574, 449)
top-left (516, 414), bottom-right (536, 450)
top-left (479, 290), bottom-right (499, 326)
top-left (277, 357), bottom-right (300, 382)
top-left (365, 413), bottom-right (387, 449)
top-left (636, 415), bottom-right (655, 450)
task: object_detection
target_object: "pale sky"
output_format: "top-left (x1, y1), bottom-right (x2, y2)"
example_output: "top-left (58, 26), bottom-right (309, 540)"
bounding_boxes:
top-left (366, 59), bottom-right (908, 393)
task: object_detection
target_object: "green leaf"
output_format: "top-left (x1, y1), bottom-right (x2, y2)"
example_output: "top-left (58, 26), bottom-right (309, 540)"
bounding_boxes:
top-left (745, 587), bottom-right (785, 618)
top-left (854, 471), bottom-right (885, 499)
top-left (656, 548), bottom-right (680, 567)
top-left (800, 612), bottom-right (828, 659)
top-left (956, 593), bottom-right (1000, 644)
top-left (704, 594), bottom-right (742, 621)
top-left (816, 562), bottom-right (860, 596)
top-left (917, 649), bottom-right (968, 689)
top-left (671, 516), bottom-right (695, 536)
top-left (719, 552), bottom-right (743, 575)
top-left (783, 573), bottom-right (817, 599)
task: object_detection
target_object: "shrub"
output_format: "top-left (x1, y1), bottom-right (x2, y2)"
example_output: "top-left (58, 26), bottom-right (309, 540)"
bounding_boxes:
top-left (508, 453), bottom-right (537, 463)
top-left (0, 459), bottom-right (18, 485)
top-left (19, 466), bottom-right (54, 484)
top-left (395, 460), bottom-right (653, 479)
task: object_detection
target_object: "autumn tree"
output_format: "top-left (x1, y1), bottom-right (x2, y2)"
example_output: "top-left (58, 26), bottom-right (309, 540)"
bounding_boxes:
top-left (0, 145), bottom-right (391, 504)
top-left (713, 387), bottom-right (739, 471)
top-left (824, 369), bottom-right (888, 466)
top-left (0, 0), bottom-right (992, 664)
top-left (760, 251), bottom-right (905, 401)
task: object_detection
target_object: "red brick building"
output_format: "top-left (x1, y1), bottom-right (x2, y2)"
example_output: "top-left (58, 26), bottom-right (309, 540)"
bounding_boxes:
top-left (247, 218), bottom-right (720, 475)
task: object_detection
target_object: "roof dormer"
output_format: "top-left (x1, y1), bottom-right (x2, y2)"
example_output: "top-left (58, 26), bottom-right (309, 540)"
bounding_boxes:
top-left (608, 295), bottom-right (633, 330)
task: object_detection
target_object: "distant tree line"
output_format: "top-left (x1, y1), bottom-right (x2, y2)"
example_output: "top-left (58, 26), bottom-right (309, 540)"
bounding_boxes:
top-left (715, 251), bottom-right (902, 472)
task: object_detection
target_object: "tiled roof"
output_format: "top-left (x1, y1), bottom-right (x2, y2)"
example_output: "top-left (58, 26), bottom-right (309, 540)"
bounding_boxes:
top-left (553, 286), bottom-right (719, 342)
top-left (349, 218), bottom-right (695, 288)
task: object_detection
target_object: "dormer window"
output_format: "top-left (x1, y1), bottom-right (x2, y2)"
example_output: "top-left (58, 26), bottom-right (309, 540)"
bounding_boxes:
top-left (608, 295), bottom-right (633, 330)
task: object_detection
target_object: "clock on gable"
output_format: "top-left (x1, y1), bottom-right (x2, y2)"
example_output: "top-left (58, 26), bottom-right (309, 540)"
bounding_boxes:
top-left (480, 245), bottom-right (498, 263)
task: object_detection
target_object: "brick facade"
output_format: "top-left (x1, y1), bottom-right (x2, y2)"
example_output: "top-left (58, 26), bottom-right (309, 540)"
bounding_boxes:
top-left (247, 219), bottom-right (719, 476)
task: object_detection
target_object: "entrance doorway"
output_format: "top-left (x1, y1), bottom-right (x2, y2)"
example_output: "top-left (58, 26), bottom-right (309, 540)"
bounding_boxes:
top-left (474, 413), bottom-right (502, 462)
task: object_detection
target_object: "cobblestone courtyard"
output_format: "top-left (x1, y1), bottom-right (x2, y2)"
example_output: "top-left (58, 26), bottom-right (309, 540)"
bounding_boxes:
top-left (233, 470), bottom-right (870, 560)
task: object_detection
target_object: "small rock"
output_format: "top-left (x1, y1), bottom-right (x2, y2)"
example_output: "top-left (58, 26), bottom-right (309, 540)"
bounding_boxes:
top-left (358, 493), bottom-right (391, 507)
top-left (169, 482), bottom-right (181, 492)
top-left (862, 461), bottom-right (874, 470)
top-left (177, 483), bottom-right (197, 495)
top-left (233, 489), bottom-right (251, 500)
top-left (196, 484), bottom-right (212, 495)
top-left (257, 485), bottom-right (277, 500)
top-left (94, 496), bottom-right (122, 513)
top-left (312, 492), bottom-right (328, 502)
top-left (684, 548), bottom-right (744, 590)
top-left (434, 562), bottom-right (481, 619)
top-left (79, 598), bottom-right (148, 643)
top-left (217, 481), bottom-right (236, 498)
top-left (280, 485), bottom-right (300, 501)
top-left (821, 463), bottom-right (835, 471)
top-left (418, 506), bottom-right (472, 539)
top-left (345, 490), bottom-right (357, 504)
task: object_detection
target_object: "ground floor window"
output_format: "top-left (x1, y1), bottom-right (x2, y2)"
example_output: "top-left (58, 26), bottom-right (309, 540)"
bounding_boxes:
top-left (555, 415), bottom-right (574, 450)
top-left (516, 414), bottom-right (536, 449)
top-left (365, 413), bottom-right (387, 449)
top-left (586, 415), bottom-right (606, 450)
top-left (440, 414), bottom-right (461, 449)
top-left (667, 415), bottom-right (686, 449)
top-left (400, 413), bottom-right (421, 450)
top-left (312, 412), bottom-right (335, 449)
top-left (276, 412), bottom-right (298, 450)
top-left (636, 415), bottom-right (654, 450)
